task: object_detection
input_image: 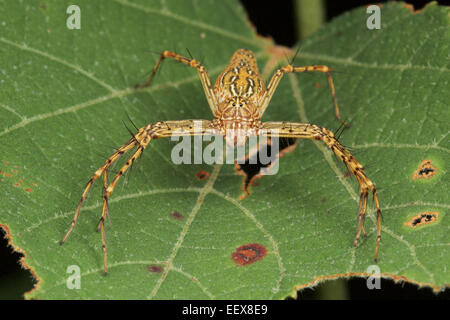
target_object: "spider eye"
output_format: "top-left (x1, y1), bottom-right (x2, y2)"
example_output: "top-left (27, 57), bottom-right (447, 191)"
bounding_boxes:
top-left (232, 103), bottom-right (236, 106)
top-left (239, 103), bottom-right (243, 107)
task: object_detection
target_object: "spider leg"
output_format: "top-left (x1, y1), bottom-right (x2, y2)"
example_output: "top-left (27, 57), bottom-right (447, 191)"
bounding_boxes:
top-left (60, 137), bottom-right (138, 246)
top-left (61, 120), bottom-right (214, 275)
top-left (135, 50), bottom-right (218, 115)
top-left (259, 65), bottom-right (349, 127)
top-left (96, 166), bottom-right (110, 233)
top-left (260, 121), bottom-right (381, 261)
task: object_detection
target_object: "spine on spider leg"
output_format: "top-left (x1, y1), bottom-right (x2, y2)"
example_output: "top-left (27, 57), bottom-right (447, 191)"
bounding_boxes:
top-left (317, 126), bottom-right (374, 190)
top-left (60, 136), bottom-right (140, 245)
top-left (103, 120), bottom-right (214, 196)
top-left (319, 126), bottom-right (382, 253)
top-left (267, 122), bottom-right (381, 261)
top-left (319, 126), bottom-right (382, 261)
top-left (263, 122), bottom-right (372, 187)
top-left (145, 120), bottom-right (217, 138)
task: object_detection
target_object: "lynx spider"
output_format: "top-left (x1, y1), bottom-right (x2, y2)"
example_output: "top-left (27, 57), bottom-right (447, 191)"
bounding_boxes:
top-left (61, 48), bottom-right (382, 275)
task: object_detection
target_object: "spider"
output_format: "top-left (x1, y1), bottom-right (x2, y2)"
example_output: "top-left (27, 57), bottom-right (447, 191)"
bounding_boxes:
top-left (61, 48), bottom-right (382, 275)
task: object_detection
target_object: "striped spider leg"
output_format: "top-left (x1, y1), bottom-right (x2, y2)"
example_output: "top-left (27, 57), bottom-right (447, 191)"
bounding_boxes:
top-left (260, 122), bottom-right (382, 261)
top-left (61, 48), bottom-right (381, 275)
top-left (60, 120), bottom-right (215, 275)
top-left (261, 61), bottom-right (349, 127)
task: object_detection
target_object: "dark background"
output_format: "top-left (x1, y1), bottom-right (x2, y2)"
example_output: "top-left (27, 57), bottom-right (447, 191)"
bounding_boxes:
top-left (1, 0), bottom-right (449, 300)
top-left (241, 0), bottom-right (450, 46)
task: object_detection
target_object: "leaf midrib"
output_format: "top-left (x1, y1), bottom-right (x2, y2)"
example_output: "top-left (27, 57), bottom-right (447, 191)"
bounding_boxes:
top-left (147, 162), bottom-right (223, 299)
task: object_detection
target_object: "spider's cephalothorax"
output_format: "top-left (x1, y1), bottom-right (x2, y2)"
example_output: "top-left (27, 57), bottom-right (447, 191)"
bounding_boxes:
top-left (61, 48), bottom-right (382, 275)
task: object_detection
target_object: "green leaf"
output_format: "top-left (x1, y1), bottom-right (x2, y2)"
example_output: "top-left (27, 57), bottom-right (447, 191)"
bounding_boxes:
top-left (0, 1), bottom-right (448, 299)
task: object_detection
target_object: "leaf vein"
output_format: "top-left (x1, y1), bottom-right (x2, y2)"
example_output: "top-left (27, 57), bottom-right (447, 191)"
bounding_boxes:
top-left (112, 0), bottom-right (263, 47)
top-left (0, 37), bottom-right (116, 92)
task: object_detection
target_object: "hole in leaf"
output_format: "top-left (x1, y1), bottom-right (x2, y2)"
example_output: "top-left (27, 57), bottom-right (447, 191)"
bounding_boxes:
top-left (412, 160), bottom-right (437, 180)
top-left (404, 212), bottom-right (439, 228)
top-left (235, 137), bottom-right (297, 199)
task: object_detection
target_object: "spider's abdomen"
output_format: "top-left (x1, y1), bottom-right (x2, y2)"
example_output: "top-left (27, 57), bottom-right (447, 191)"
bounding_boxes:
top-left (214, 48), bottom-right (265, 103)
top-left (213, 49), bottom-right (266, 128)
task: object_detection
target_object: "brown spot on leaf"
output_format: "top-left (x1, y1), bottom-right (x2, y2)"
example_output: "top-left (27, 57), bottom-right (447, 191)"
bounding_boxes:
top-left (196, 170), bottom-right (210, 181)
top-left (412, 160), bottom-right (437, 180)
top-left (170, 211), bottom-right (184, 220)
top-left (232, 243), bottom-right (267, 266)
top-left (147, 265), bottom-right (163, 273)
top-left (314, 82), bottom-right (322, 89)
top-left (404, 212), bottom-right (439, 228)
top-left (2, 161), bottom-right (37, 193)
